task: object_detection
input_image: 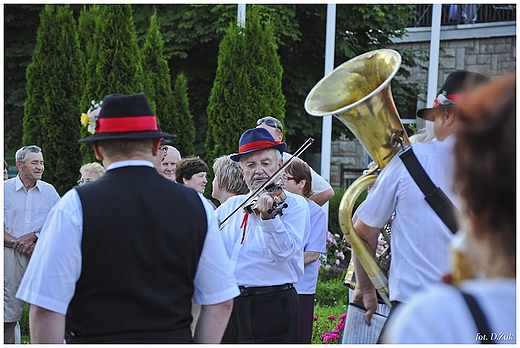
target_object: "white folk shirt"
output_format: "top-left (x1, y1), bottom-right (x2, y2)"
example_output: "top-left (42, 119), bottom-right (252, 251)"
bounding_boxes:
top-left (356, 136), bottom-right (457, 303)
top-left (216, 191), bottom-right (309, 288)
top-left (4, 175), bottom-right (60, 238)
top-left (384, 278), bottom-right (516, 343)
top-left (16, 161), bottom-right (239, 314)
top-left (282, 153), bottom-right (332, 195)
top-left (294, 200), bottom-right (327, 294)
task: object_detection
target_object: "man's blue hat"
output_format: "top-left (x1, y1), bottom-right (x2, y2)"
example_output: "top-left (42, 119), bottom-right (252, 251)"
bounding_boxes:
top-left (230, 128), bottom-right (287, 162)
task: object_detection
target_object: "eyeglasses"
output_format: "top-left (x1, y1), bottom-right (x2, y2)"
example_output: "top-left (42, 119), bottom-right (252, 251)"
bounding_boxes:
top-left (256, 118), bottom-right (283, 132)
top-left (281, 175), bottom-right (294, 182)
top-left (77, 179), bottom-right (93, 185)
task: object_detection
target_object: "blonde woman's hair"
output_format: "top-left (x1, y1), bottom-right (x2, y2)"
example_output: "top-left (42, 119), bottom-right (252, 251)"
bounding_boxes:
top-left (80, 162), bottom-right (106, 179)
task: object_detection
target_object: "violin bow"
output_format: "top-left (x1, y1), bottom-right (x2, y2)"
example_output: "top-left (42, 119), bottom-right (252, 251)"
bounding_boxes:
top-left (219, 137), bottom-right (314, 230)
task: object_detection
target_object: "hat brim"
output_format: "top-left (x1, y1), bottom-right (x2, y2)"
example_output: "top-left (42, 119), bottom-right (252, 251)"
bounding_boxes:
top-left (230, 143), bottom-right (287, 162)
top-left (160, 138), bottom-right (173, 146)
top-left (79, 131), bottom-right (177, 143)
top-left (416, 105), bottom-right (453, 122)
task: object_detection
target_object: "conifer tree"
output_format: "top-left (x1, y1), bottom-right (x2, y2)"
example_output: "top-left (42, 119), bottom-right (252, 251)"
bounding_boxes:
top-left (23, 4), bottom-right (83, 195)
top-left (80, 4), bottom-right (144, 162)
top-left (78, 4), bottom-right (100, 67)
top-left (141, 11), bottom-right (174, 133)
top-left (171, 73), bottom-right (196, 157)
top-left (206, 5), bottom-right (285, 162)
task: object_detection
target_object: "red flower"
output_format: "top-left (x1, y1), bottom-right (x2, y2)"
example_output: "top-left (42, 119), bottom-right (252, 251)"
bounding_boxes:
top-left (313, 315), bottom-right (318, 322)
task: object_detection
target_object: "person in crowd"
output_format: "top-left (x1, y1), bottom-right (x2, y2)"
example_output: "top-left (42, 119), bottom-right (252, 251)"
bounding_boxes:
top-left (383, 75), bottom-right (515, 343)
top-left (350, 70), bottom-right (491, 333)
top-left (4, 145), bottom-right (60, 343)
top-left (77, 162), bottom-right (106, 186)
top-left (175, 156), bottom-right (215, 210)
top-left (256, 116), bottom-right (334, 206)
top-left (211, 154), bottom-right (249, 205)
top-left (16, 93), bottom-right (238, 343)
top-left (161, 145), bottom-right (181, 181)
top-left (4, 160), bottom-right (9, 180)
top-left (216, 127), bottom-right (309, 343)
top-left (175, 157), bottom-right (209, 194)
top-left (280, 157), bottom-right (326, 344)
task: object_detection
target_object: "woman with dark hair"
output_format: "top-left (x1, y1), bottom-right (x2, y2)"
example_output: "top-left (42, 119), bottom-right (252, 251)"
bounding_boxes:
top-left (383, 75), bottom-right (516, 343)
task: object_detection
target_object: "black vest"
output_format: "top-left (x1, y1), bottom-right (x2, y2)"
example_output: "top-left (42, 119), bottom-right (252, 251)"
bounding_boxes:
top-left (67, 166), bottom-right (207, 343)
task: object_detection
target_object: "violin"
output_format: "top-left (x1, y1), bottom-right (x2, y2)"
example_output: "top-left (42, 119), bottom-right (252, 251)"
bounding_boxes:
top-left (244, 182), bottom-right (288, 218)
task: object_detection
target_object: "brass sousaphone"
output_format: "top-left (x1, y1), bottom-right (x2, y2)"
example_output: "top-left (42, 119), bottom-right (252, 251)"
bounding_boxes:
top-left (304, 49), bottom-right (410, 307)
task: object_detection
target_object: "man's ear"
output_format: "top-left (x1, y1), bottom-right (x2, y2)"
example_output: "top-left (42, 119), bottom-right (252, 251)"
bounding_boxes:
top-left (93, 143), bottom-right (104, 161)
top-left (444, 107), bottom-right (456, 126)
top-left (151, 139), bottom-right (161, 156)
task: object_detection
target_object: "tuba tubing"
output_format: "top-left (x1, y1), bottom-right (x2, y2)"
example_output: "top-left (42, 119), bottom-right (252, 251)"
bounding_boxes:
top-left (339, 173), bottom-right (391, 307)
top-left (305, 49), bottom-right (410, 308)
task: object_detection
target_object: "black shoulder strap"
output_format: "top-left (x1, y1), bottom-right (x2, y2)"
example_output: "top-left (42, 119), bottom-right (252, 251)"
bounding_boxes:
top-left (399, 147), bottom-right (460, 234)
top-left (461, 291), bottom-right (495, 344)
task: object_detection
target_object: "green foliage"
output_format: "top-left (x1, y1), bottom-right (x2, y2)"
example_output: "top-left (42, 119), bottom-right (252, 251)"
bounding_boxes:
top-left (315, 276), bottom-right (349, 308)
top-left (6, 4), bottom-right (428, 162)
top-left (80, 4), bottom-right (145, 162)
top-left (4, 5), bottom-right (44, 150)
top-left (141, 11), bottom-right (176, 138)
top-left (23, 4), bottom-right (83, 195)
top-left (20, 303), bottom-right (29, 337)
top-left (206, 5), bottom-right (285, 163)
top-left (171, 73), bottom-right (196, 157)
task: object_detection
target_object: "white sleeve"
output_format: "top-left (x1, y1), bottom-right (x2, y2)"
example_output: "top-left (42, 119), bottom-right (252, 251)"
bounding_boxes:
top-left (16, 190), bottom-right (83, 315)
top-left (309, 167), bottom-right (332, 194)
top-left (282, 152), bottom-right (332, 194)
top-left (193, 196), bottom-right (240, 305)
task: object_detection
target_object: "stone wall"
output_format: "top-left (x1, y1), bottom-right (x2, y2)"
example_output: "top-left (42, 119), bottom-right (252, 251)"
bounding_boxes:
top-left (328, 26), bottom-right (515, 188)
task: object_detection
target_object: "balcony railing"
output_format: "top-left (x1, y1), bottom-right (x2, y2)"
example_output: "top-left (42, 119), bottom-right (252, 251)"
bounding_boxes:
top-left (409, 4), bottom-right (516, 27)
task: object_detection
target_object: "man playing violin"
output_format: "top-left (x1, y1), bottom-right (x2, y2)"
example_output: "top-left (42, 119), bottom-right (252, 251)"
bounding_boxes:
top-left (216, 127), bottom-right (310, 343)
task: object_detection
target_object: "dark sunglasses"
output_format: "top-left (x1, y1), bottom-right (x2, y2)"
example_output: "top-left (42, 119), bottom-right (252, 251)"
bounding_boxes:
top-left (256, 118), bottom-right (282, 132)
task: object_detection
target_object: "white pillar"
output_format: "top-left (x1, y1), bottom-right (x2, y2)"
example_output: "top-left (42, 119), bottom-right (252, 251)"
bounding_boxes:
top-left (237, 4), bottom-right (246, 27)
top-left (425, 4), bottom-right (442, 134)
top-left (320, 4), bottom-right (336, 221)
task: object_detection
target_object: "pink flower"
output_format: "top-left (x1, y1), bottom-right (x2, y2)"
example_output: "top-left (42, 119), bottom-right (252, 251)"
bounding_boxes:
top-left (337, 321), bottom-right (345, 331)
top-left (322, 332), bottom-right (331, 344)
top-left (325, 265), bottom-right (331, 270)
top-left (330, 333), bottom-right (340, 340)
top-left (335, 259), bottom-right (340, 266)
top-left (339, 313), bottom-right (347, 320)
top-left (336, 251), bottom-right (345, 260)
top-left (327, 315), bottom-right (336, 321)
top-left (332, 329), bottom-right (340, 334)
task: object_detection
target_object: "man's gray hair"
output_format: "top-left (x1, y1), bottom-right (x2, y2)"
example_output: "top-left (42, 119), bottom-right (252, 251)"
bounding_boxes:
top-left (15, 146), bottom-right (42, 163)
top-left (165, 146), bottom-right (181, 159)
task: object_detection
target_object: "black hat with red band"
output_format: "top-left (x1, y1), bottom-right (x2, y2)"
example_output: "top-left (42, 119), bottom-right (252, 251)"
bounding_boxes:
top-left (416, 70), bottom-right (491, 121)
top-left (79, 93), bottom-right (176, 143)
top-left (230, 128), bottom-right (287, 162)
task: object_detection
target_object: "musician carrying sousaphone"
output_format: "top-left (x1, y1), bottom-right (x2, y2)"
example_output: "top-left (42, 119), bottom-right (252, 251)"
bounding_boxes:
top-left (351, 70), bottom-right (491, 340)
top-left (304, 48), bottom-right (492, 343)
